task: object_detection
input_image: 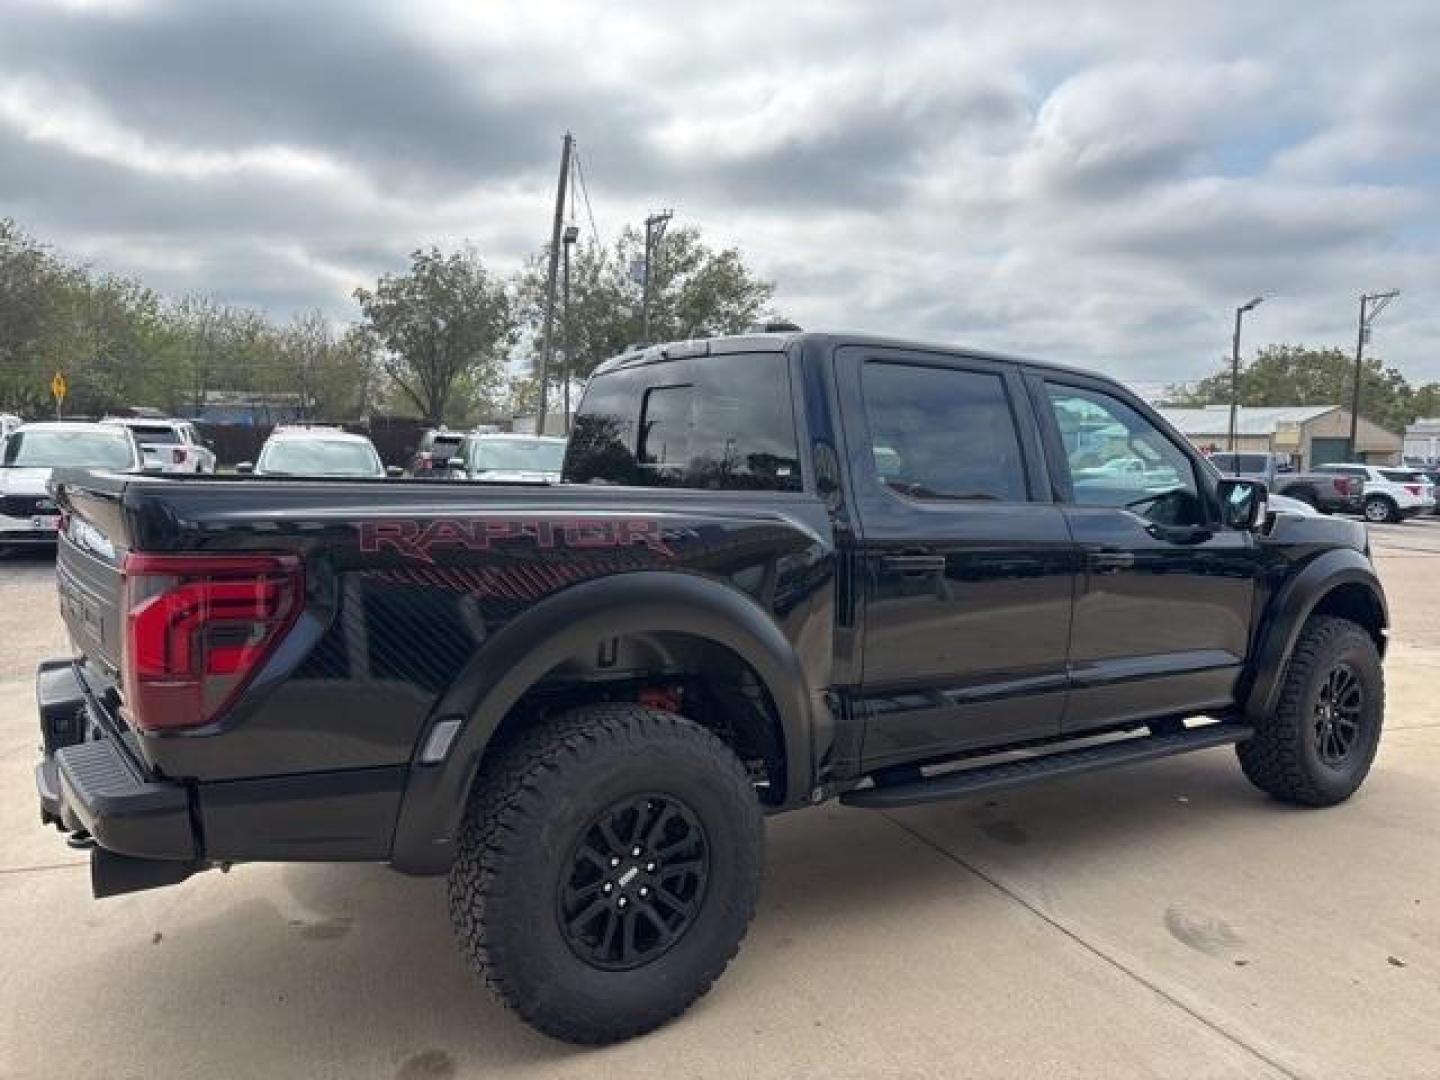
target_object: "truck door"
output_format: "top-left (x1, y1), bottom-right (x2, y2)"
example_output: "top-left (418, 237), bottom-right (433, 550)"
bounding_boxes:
top-left (835, 346), bottom-right (1077, 770)
top-left (1030, 374), bottom-right (1259, 732)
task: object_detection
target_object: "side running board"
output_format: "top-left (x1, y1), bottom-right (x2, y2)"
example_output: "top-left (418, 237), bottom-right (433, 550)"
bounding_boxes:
top-left (841, 723), bottom-right (1253, 810)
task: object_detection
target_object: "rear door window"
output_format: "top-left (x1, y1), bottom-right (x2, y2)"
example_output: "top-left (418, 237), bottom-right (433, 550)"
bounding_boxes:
top-left (859, 362), bottom-right (1028, 502)
top-left (566, 352), bottom-right (802, 491)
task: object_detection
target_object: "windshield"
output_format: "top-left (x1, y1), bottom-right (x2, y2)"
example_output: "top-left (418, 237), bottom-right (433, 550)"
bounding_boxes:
top-left (2, 429), bottom-right (136, 469)
top-left (260, 438), bottom-right (382, 476)
top-left (470, 438), bottom-right (565, 473)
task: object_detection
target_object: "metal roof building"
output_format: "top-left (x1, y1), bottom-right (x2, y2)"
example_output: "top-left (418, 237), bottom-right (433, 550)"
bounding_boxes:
top-left (1157, 404), bottom-right (1402, 467)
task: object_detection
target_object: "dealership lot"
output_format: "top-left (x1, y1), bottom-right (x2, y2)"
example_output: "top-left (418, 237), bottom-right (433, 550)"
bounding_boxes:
top-left (1, 522), bottom-right (1437, 1079)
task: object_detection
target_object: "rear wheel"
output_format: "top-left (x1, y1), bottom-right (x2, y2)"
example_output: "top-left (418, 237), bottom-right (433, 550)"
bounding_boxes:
top-left (1363, 495), bottom-right (1399, 523)
top-left (448, 703), bottom-right (763, 1044)
top-left (1237, 616), bottom-right (1384, 806)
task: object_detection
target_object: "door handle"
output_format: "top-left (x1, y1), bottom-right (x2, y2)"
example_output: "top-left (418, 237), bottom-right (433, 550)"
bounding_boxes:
top-left (1086, 549), bottom-right (1136, 574)
top-left (880, 553), bottom-right (947, 575)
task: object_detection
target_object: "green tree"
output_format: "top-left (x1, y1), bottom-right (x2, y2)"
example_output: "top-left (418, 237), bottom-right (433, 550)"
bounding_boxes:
top-left (1166, 344), bottom-right (1439, 434)
top-left (354, 247), bottom-right (514, 425)
top-left (518, 222), bottom-right (779, 397)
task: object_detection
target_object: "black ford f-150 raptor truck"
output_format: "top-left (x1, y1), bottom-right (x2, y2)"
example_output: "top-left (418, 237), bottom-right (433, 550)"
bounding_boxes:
top-left (35, 331), bottom-right (1387, 1043)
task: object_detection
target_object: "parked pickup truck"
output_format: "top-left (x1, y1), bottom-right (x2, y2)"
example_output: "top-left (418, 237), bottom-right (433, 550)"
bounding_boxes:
top-left (36, 331), bottom-right (1388, 1044)
top-left (1208, 451), bottom-right (1361, 514)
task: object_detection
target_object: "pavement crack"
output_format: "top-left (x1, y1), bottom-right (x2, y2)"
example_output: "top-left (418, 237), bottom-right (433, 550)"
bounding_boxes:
top-left (0, 860), bottom-right (88, 876)
top-left (878, 810), bottom-right (1305, 1080)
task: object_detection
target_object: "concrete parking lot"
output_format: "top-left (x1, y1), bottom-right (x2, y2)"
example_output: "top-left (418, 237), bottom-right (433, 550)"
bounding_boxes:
top-left (1, 522), bottom-right (1437, 1079)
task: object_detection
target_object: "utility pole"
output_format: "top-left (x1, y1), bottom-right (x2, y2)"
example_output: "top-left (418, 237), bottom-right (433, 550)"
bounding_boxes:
top-left (1347, 289), bottom-right (1400, 459)
top-left (1228, 296), bottom-right (1264, 467)
top-left (561, 224), bottom-right (579, 433)
top-left (640, 209), bottom-right (672, 345)
top-left (536, 132), bottom-right (572, 436)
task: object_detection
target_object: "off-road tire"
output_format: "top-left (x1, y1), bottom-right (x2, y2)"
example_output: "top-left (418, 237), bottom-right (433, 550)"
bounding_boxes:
top-left (448, 703), bottom-right (764, 1044)
top-left (1237, 616), bottom-right (1384, 806)
top-left (1363, 495), bottom-right (1399, 524)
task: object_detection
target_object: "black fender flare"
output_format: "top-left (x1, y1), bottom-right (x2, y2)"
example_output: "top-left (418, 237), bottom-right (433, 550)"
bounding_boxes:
top-left (1243, 548), bottom-right (1388, 720)
top-left (390, 570), bottom-right (817, 875)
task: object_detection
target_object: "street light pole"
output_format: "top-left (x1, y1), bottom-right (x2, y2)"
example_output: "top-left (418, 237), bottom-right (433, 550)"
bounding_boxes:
top-left (1348, 290), bottom-right (1400, 460)
top-left (1229, 296), bottom-right (1264, 468)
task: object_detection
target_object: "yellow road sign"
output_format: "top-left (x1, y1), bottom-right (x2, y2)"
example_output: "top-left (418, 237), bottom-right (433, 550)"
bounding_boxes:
top-left (51, 371), bottom-right (67, 402)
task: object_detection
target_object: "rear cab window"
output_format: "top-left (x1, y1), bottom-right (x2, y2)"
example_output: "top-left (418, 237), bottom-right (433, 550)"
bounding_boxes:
top-left (565, 351), bottom-right (802, 491)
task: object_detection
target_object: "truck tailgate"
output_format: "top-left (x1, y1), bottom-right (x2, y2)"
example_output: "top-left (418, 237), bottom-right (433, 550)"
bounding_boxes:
top-left (52, 472), bottom-right (132, 677)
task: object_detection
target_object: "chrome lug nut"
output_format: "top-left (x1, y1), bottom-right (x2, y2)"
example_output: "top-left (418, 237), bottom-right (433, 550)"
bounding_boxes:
top-left (617, 896), bottom-right (629, 909)
top-left (645, 861), bottom-right (656, 872)
top-left (638, 886), bottom-right (649, 897)
top-left (609, 856), bottom-right (621, 868)
top-left (631, 846), bottom-right (643, 857)
top-left (602, 882), bottom-right (613, 894)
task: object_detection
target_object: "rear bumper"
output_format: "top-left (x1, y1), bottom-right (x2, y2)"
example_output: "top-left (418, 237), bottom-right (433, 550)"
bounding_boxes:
top-left (35, 658), bottom-right (408, 889)
top-left (35, 660), bottom-right (196, 861)
top-left (0, 523), bottom-right (59, 546)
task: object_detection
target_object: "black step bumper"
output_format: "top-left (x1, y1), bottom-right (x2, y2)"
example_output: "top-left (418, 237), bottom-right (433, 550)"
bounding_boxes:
top-left (35, 659), bottom-right (197, 861)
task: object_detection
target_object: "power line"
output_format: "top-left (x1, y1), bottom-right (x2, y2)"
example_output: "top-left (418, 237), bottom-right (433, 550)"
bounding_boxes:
top-left (572, 145), bottom-right (603, 245)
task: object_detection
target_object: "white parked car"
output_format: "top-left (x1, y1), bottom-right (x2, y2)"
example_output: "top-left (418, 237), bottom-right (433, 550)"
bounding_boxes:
top-left (239, 426), bottom-right (397, 478)
top-left (1, 414), bottom-right (22, 442)
top-left (0, 422), bottom-right (143, 552)
top-left (1312, 463), bottom-right (1437, 523)
top-left (102, 417), bottom-right (216, 474)
top-left (447, 433), bottom-right (567, 483)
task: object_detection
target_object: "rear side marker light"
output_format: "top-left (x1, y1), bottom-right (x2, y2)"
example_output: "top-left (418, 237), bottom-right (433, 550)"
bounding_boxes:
top-left (121, 553), bottom-right (302, 731)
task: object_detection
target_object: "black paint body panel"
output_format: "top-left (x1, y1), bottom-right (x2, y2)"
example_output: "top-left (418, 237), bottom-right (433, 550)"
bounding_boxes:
top-left (41, 331), bottom-right (1386, 873)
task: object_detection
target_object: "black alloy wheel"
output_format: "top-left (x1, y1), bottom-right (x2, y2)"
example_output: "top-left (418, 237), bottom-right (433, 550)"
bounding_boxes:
top-left (558, 793), bottom-right (709, 971)
top-left (1313, 663), bottom-right (1364, 767)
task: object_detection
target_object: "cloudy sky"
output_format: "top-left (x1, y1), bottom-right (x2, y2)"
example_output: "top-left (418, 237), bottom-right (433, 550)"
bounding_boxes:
top-left (2, 0), bottom-right (1438, 386)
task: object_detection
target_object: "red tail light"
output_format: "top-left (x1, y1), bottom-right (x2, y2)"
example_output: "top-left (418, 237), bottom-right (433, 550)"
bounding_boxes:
top-left (121, 553), bottom-right (302, 731)
top-left (1405, 484), bottom-right (1421, 497)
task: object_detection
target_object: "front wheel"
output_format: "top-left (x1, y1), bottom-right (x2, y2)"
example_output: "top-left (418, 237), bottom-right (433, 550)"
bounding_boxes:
top-left (448, 703), bottom-right (763, 1044)
top-left (1237, 616), bottom-right (1384, 806)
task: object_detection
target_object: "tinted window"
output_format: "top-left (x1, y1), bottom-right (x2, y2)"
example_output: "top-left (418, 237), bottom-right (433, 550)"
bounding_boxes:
top-left (129, 425), bottom-right (181, 445)
top-left (1046, 384), bottom-right (1202, 525)
top-left (860, 362), bottom-right (1027, 502)
top-left (1381, 469), bottom-right (1425, 483)
top-left (565, 352), bottom-right (801, 491)
top-left (423, 433), bottom-right (463, 456)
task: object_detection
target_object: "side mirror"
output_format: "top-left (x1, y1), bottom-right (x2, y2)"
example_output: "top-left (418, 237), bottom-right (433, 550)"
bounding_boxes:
top-left (386, 465), bottom-right (403, 478)
top-left (236, 462), bottom-right (254, 475)
top-left (1218, 478), bottom-right (1267, 530)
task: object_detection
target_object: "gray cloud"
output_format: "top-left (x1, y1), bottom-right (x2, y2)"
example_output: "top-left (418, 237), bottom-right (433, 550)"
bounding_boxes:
top-left (1, 0), bottom-right (1437, 383)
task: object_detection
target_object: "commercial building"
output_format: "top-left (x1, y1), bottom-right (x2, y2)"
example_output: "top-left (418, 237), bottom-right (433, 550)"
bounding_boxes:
top-left (1404, 418), bottom-right (1440, 464)
top-left (1157, 405), bottom-right (1402, 468)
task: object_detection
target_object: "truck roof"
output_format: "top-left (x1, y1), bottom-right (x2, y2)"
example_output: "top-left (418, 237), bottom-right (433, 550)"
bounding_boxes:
top-left (591, 329), bottom-right (1106, 383)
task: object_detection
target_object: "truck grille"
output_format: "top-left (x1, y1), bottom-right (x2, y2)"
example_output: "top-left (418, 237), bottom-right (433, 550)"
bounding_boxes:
top-left (1, 495), bottom-right (57, 518)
